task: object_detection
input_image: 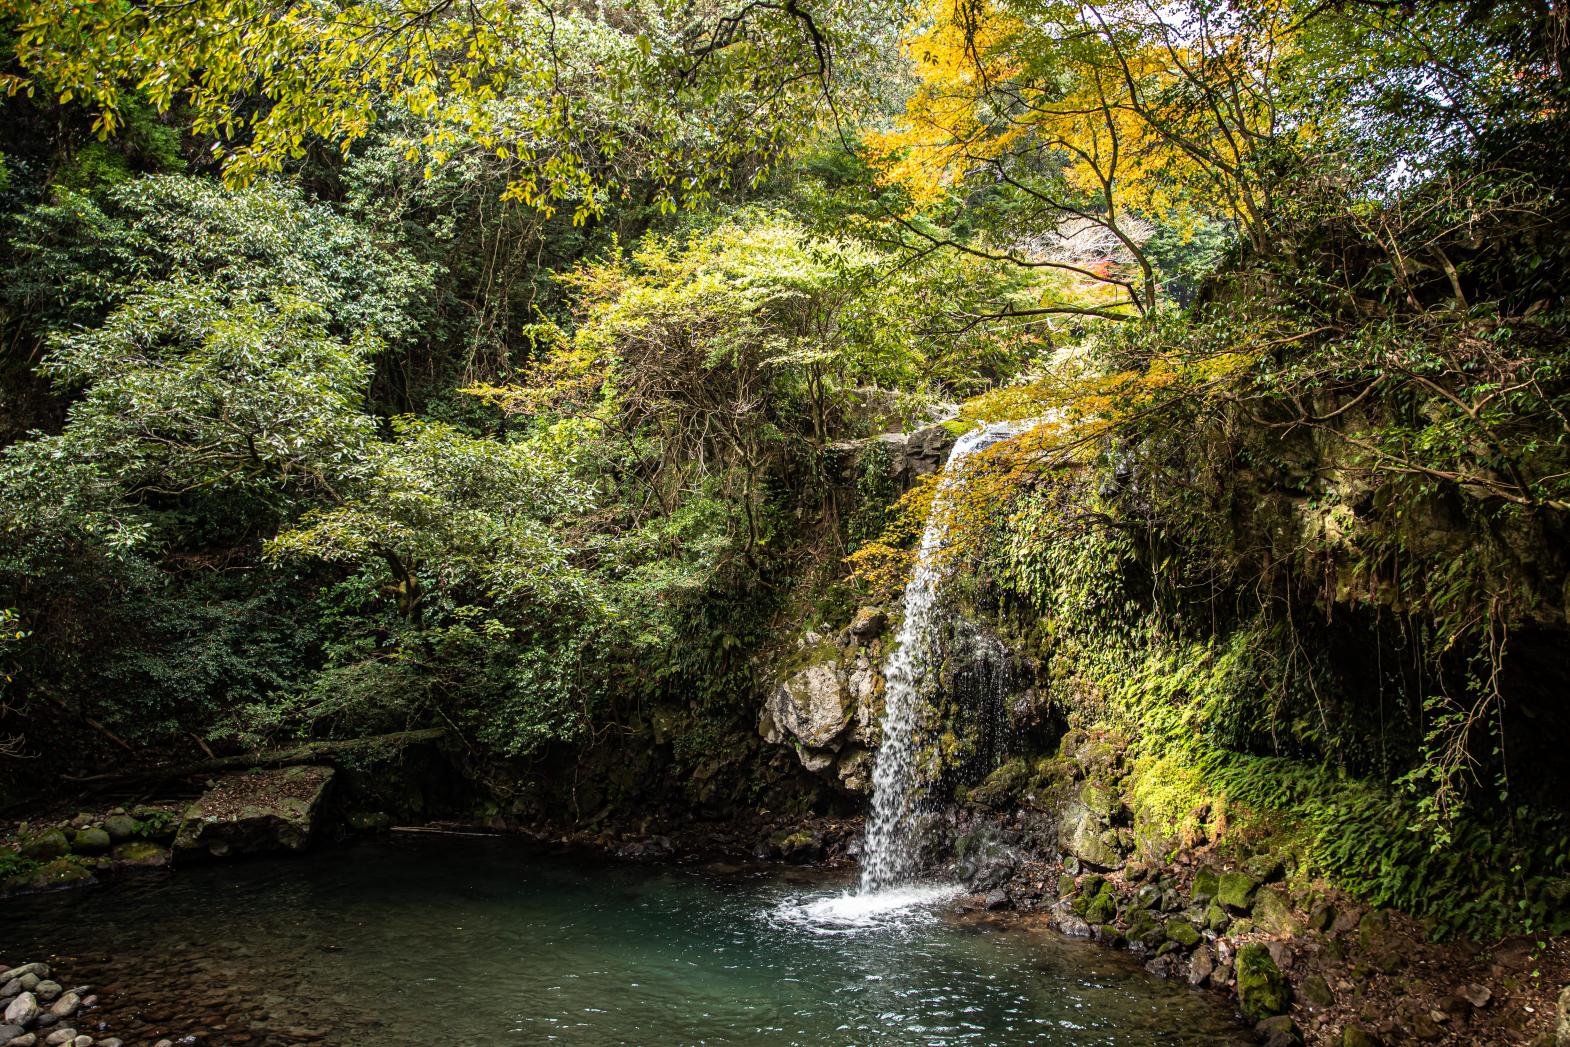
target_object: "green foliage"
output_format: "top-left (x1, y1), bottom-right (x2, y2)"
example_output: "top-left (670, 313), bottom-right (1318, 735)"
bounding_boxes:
top-left (993, 459), bottom-right (1570, 940)
top-left (3, 175), bottom-right (432, 343)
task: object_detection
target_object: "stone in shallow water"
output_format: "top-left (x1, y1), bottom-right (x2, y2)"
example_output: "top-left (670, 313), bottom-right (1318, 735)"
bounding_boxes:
top-left (109, 842), bottom-right (168, 870)
top-left (173, 766), bottom-right (335, 860)
top-left (4, 993), bottom-right (38, 1027)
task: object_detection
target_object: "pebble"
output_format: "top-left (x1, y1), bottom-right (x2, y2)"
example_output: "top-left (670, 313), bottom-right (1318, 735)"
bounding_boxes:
top-left (8, 1033), bottom-right (37, 1046)
top-left (42, 1031), bottom-right (74, 1047)
top-left (29, 986), bottom-right (58, 1006)
top-left (4, 994), bottom-right (39, 1027)
top-left (48, 995), bottom-right (78, 1020)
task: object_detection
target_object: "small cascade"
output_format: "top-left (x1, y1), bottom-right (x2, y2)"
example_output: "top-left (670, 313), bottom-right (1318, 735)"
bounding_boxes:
top-left (858, 421), bottom-right (1020, 894)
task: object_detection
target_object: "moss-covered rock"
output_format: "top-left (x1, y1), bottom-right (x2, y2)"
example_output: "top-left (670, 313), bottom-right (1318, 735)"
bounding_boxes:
top-left (1235, 943), bottom-right (1292, 1020)
top-left (769, 829), bottom-right (824, 863)
top-left (969, 759), bottom-right (1032, 809)
top-left (175, 765), bottom-right (335, 859)
top-left (71, 827), bottom-right (111, 854)
top-left (19, 829), bottom-right (69, 862)
top-left (1072, 875), bottom-right (1119, 925)
top-left (1341, 1026), bottom-right (1380, 1047)
top-left (103, 814), bottom-right (138, 841)
top-left (2, 858), bottom-right (95, 895)
top-left (1165, 919), bottom-right (1201, 948)
top-left (1191, 866), bottom-right (1219, 904)
top-left (1059, 805), bottom-right (1124, 869)
top-left (1217, 870), bottom-right (1261, 910)
top-left (1253, 885), bottom-right (1305, 936)
top-left (1254, 1014), bottom-right (1303, 1047)
top-left (1244, 854), bottom-right (1285, 883)
top-left (1079, 780), bottom-right (1119, 818)
top-left (110, 841), bottom-right (169, 869)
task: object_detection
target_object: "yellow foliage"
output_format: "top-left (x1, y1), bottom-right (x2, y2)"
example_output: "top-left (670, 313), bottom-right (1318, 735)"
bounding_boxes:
top-left (870, 0), bottom-right (1301, 235)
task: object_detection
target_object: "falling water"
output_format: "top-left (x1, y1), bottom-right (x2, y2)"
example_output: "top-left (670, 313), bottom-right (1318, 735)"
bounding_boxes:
top-left (858, 421), bottom-right (1020, 894)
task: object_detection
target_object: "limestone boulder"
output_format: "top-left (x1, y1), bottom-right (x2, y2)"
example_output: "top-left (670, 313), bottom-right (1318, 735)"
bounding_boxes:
top-left (764, 663), bottom-right (854, 750)
top-left (174, 765), bottom-right (335, 860)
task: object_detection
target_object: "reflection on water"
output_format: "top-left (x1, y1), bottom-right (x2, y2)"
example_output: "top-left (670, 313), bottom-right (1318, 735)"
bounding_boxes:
top-left (2, 835), bottom-right (1248, 1045)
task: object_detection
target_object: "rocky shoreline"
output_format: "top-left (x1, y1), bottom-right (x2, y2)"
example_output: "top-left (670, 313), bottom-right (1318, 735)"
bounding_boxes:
top-left (6, 786), bottom-right (1570, 1047)
top-left (0, 962), bottom-right (130, 1047)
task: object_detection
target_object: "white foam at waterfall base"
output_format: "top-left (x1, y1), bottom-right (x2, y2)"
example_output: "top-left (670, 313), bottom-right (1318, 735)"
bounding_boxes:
top-left (857, 421), bottom-right (1023, 895)
top-left (771, 884), bottom-right (963, 935)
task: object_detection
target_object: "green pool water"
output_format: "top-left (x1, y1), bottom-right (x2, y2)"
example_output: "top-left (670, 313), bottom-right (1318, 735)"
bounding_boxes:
top-left (2, 835), bottom-right (1249, 1045)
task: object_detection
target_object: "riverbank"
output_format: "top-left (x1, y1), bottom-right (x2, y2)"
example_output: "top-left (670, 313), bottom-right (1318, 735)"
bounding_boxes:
top-left (1, 832), bottom-right (1252, 1046)
top-left (6, 795), bottom-right (1570, 1047)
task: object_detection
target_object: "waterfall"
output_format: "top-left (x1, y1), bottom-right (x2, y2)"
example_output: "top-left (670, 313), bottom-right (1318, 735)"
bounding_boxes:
top-left (859, 422), bottom-right (1020, 894)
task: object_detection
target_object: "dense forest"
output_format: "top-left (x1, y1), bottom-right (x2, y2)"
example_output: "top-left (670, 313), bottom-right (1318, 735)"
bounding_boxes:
top-left (2, 0), bottom-right (1570, 1043)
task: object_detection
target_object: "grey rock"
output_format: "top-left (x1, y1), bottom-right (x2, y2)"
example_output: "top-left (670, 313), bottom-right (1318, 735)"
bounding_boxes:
top-left (848, 607), bottom-right (887, 640)
top-left (0, 982), bottom-right (16, 998)
top-left (101, 815), bottom-right (136, 842)
top-left (70, 1036), bottom-right (90, 1047)
top-left (14, 980), bottom-right (34, 995)
top-left (7, 1032), bottom-right (37, 1047)
top-left (1462, 983), bottom-right (1491, 1009)
top-left (47, 993), bottom-right (78, 1019)
top-left (764, 662), bottom-right (854, 750)
top-left (4, 994), bottom-right (38, 1027)
top-left (28, 986), bottom-right (57, 1006)
top-left (1254, 1014), bottom-right (1303, 1047)
top-left (41, 1030), bottom-right (74, 1046)
top-left (173, 766), bottom-right (335, 859)
top-left (0, 1026), bottom-right (23, 1043)
top-left (1299, 973), bottom-right (1335, 1008)
top-left (32, 1015), bottom-right (55, 1030)
top-left (96, 1040), bottom-right (120, 1047)
top-left (1252, 886), bottom-right (1305, 937)
top-left (984, 888), bottom-right (1011, 911)
top-left (1187, 945), bottom-right (1214, 986)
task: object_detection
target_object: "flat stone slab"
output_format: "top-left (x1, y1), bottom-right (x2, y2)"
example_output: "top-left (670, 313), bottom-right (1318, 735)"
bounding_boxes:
top-left (174, 765), bottom-right (335, 860)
